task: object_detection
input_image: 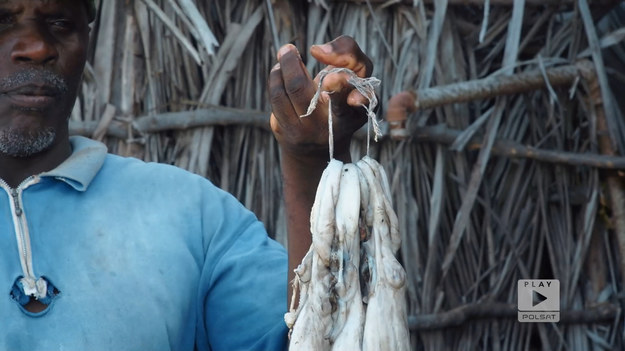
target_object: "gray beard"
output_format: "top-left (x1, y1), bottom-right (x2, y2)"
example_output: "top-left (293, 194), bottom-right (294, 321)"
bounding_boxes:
top-left (0, 127), bottom-right (56, 157)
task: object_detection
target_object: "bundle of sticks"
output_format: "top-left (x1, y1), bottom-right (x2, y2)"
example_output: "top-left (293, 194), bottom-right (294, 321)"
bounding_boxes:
top-left (284, 69), bottom-right (410, 351)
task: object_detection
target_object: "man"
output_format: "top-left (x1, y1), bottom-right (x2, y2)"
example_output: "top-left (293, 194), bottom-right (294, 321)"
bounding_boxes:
top-left (0, 1), bottom-right (373, 350)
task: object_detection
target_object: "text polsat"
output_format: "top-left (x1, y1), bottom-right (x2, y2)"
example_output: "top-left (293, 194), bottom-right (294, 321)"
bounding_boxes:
top-left (519, 313), bottom-right (559, 320)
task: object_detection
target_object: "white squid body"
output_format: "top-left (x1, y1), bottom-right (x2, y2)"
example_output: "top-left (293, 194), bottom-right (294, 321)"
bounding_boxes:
top-left (330, 164), bottom-right (365, 350)
top-left (288, 159), bottom-right (343, 351)
top-left (358, 158), bottom-right (410, 351)
top-left (361, 244), bottom-right (410, 351)
top-left (286, 157), bottom-right (409, 351)
top-left (284, 248), bottom-right (312, 330)
top-left (288, 252), bottom-right (334, 351)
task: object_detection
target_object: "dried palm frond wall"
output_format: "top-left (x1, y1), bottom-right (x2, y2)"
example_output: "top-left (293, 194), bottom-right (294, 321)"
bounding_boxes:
top-left (72, 0), bottom-right (625, 350)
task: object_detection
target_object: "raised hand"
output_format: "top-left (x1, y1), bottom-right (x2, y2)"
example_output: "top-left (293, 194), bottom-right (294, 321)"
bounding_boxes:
top-left (268, 35), bottom-right (374, 163)
top-left (267, 36), bottom-right (376, 307)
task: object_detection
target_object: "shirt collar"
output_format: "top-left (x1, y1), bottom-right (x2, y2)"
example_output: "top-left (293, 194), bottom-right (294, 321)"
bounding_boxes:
top-left (40, 136), bottom-right (108, 192)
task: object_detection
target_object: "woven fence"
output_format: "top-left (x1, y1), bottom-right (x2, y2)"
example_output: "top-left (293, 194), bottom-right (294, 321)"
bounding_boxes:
top-left (75, 1), bottom-right (625, 349)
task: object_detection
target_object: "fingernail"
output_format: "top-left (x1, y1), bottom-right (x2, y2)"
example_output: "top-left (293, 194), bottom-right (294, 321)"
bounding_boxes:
top-left (278, 45), bottom-right (291, 59)
top-left (315, 44), bottom-right (332, 54)
top-left (277, 44), bottom-right (298, 59)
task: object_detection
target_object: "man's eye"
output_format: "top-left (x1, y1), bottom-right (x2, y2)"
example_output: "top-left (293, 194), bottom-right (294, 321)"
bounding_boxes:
top-left (0, 13), bottom-right (15, 26)
top-left (48, 19), bottom-right (73, 31)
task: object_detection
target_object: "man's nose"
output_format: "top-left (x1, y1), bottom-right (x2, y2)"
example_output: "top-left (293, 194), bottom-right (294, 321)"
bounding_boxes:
top-left (10, 24), bottom-right (58, 65)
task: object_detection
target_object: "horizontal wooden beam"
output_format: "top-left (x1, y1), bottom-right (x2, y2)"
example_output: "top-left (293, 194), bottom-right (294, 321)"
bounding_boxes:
top-left (412, 61), bottom-right (594, 111)
top-left (69, 105), bottom-right (271, 140)
top-left (333, 0), bottom-right (617, 6)
top-left (68, 101), bottom-right (625, 170)
top-left (132, 105), bottom-right (270, 133)
top-left (414, 124), bottom-right (625, 170)
top-left (409, 302), bottom-right (619, 331)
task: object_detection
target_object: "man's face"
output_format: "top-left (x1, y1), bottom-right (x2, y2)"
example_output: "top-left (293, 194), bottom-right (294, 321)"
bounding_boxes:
top-left (0, 0), bottom-right (90, 157)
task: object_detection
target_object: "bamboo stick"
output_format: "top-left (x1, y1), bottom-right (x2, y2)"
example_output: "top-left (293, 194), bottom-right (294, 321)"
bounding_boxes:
top-left (68, 104), bottom-right (625, 170)
top-left (139, 0), bottom-right (203, 65)
top-left (132, 105), bottom-right (270, 132)
top-left (408, 302), bottom-right (619, 331)
top-left (415, 124), bottom-right (625, 170)
top-left (333, 0), bottom-right (618, 5)
top-left (70, 120), bottom-right (127, 139)
top-left (412, 61), bottom-right (594, 111)
top-left (588, 70), bottom-right (625, 286)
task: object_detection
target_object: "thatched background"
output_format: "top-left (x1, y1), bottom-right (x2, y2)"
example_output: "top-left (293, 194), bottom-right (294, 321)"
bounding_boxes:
top-left (72, 1), bottom-right (625, 350)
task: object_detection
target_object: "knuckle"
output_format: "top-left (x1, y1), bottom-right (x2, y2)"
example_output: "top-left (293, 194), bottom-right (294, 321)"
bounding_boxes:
top-left (334, 35), bottom-right (356, 48)
top-left (270, 116), bottom-right (283, 134)
top-left (266, 69), bottom-right (282, 90)
top-left (269, 86), bottom-right (288, 106)
top-left (364, 59), bottom-right (374, 77)
top-left (332, 36), bottom-right (372, 76)
top-left (284, 76), bottom-right (310, 98)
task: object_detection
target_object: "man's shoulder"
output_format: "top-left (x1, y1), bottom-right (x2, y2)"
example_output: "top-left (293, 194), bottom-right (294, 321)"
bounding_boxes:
top-left (99, 153), bottom-right (213, 190)
top-left (103, 152), bottom-right (197, 177)
top-left (68, 135), bottom-right (202, 183)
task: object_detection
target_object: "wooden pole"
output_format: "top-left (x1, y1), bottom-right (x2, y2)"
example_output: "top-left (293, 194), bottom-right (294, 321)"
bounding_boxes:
top-left (408, 302), bottom-right (619, 331)
top-left (414, 124), bottom-right (625, 170)
top-left (67, 100), bottom-right (625, 171)
top-left (588, 70), bottom-right (625, 286)
top-left (333, 0), bottom-right (617, 6)
top-left (412, 61), bottom-right (594, 111)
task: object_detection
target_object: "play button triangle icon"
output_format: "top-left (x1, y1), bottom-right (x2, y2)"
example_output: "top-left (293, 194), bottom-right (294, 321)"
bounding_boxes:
top-left (532, 290), bottom-right (548, 307)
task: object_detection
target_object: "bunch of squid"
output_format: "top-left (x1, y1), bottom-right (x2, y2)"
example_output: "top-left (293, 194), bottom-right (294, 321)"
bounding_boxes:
top-left (285, 156), bottom-right (410, 351)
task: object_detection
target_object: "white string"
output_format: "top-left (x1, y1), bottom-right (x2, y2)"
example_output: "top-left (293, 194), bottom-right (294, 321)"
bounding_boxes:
top-left (328, 98), bottom-right (334, 159)
top-left (366, 112), bottom-right (371, 156)
top-left (300, 67), bottom-right (381, 159)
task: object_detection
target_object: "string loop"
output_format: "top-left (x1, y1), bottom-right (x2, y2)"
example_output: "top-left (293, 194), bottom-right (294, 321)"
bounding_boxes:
top-left (300, 68), bottom-right (381, 158)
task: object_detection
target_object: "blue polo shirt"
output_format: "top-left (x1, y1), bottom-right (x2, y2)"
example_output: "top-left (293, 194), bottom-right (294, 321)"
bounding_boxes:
top-left (0, 136), bottom-right (288, 351)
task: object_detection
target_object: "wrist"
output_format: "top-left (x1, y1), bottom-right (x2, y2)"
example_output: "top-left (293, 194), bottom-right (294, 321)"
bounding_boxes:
top-left (278, 140), bottom-right (352, 168)
top-left (279, 150), bottom-right (328, 179)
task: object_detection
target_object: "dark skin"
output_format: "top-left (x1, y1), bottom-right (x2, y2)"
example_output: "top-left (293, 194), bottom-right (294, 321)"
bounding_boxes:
top-left (0, 0), bottom-right (90, 311)
top-left (267, 36), bottom-right (373, 304)
top-left (0, 0), bottom-right (90, 188)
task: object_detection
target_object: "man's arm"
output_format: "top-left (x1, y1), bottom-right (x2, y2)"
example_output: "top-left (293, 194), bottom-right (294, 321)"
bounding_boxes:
top-left (267, 36), bottom-right (374, 302)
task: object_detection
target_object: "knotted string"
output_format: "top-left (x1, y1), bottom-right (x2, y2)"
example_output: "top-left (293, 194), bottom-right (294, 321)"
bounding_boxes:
top-left (300, 67), bottom-right (381, 159)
